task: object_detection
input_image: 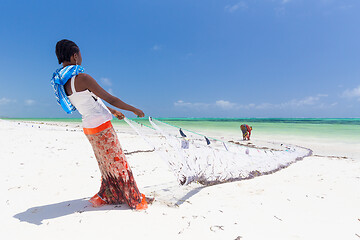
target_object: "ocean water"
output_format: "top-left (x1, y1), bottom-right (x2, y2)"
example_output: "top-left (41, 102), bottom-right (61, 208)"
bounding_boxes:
top-left (6, 118), bottom-right (360, 143)
top-left (121, 118), bottom-right (360, 142)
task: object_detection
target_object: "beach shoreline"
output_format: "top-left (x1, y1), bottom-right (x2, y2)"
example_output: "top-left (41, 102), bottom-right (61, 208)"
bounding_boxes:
top-left (1, 119), bottom-right (359, 239)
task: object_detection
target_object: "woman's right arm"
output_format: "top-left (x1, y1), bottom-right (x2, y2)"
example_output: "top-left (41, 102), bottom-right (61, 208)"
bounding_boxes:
top-left (76, 73), bottom-right (144, 117)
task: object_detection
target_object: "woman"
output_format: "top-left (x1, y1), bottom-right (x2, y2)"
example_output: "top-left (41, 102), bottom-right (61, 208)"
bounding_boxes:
top-left (51, 39), bottom-right (150, 210)
top-left (240, 124), bottom-right (252, 141)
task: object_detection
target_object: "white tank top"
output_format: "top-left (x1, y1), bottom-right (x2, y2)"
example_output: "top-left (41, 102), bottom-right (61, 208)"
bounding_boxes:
top-left (68, 76), bottom-right (112, 128)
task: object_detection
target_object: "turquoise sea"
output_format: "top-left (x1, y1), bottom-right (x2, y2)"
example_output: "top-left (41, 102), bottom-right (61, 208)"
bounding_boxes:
top-left (6, 118), bottom-right (360, 143)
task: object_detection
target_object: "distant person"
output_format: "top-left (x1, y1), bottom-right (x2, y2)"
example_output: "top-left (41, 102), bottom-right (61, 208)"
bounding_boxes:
top-left (51, 39), bottom-right (151, 210)
top-left (240, 124), bottom-right (252, 140)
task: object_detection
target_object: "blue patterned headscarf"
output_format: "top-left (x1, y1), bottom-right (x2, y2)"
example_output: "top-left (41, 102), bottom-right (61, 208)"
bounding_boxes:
top-left (51, 65), bottom-right (84, 114)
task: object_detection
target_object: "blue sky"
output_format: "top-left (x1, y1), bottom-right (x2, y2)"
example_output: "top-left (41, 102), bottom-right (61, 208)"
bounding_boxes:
top-left (0, 0), bottom-right (359, 118)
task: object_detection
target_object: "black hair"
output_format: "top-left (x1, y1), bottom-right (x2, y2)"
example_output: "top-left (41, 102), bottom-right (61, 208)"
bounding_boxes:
top-left (55, 39), bottom-right (80, 64)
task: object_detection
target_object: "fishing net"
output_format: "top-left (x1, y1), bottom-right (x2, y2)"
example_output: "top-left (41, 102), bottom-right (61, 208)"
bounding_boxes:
top-left (125, 117), bottom-right (312, 186)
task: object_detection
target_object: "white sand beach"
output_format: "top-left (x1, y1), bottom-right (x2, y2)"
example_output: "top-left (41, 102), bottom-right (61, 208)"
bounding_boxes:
top-left (1, 119), bottom-right (359, 240)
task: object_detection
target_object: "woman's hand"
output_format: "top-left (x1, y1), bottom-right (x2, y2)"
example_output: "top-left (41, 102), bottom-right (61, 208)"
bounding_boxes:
top-left (112, 110), bottom-right (125, 120)
top-left (133, 108), bottom-right (145, 118)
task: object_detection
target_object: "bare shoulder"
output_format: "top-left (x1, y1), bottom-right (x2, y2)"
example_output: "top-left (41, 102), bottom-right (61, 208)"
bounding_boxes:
top-left (75, 73), bottom-right (108, 97)
top-left (76, 73), bottom-right (93, 81)
top-left (73, 73), bottom-right (96, 92)
top-left (75, 73), bottom-right (97, 88)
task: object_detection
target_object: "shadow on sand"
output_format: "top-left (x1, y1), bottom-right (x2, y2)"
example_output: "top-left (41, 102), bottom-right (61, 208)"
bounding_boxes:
top-left (175, 186), bottom-right (205, 206)
top-left (13, 198), bottom-right (130, 225)
top-left (14, 184), bottom-right (206, 225)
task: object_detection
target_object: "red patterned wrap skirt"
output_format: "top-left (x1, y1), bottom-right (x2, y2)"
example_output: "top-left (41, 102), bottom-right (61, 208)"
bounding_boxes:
top-left (84, 121), bottom-right (146, 209)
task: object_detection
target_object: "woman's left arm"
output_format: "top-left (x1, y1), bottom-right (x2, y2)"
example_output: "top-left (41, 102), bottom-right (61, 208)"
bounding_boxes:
top-left (76, 73), bottom-right (144, 117)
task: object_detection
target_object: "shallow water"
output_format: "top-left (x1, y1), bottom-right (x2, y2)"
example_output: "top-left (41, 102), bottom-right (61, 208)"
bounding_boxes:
top-left (125, 118), bottom-right (360, 144)
top-left (7, 118), bottom-right (360, 144)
